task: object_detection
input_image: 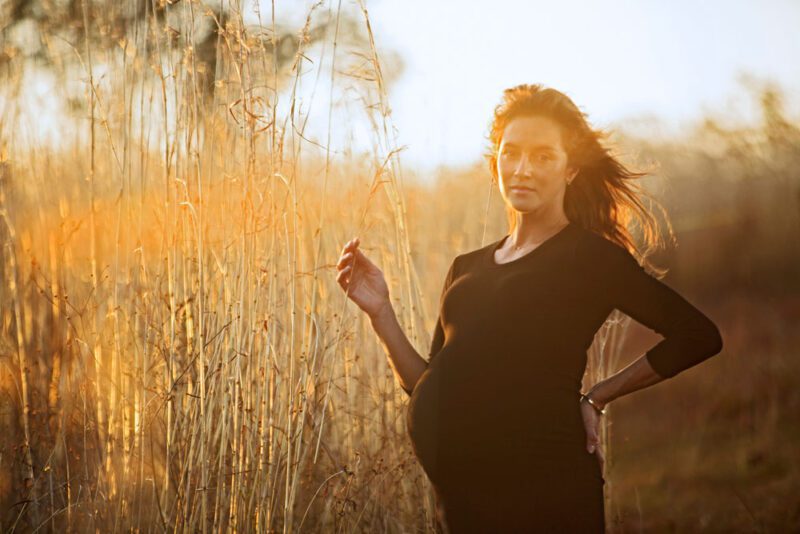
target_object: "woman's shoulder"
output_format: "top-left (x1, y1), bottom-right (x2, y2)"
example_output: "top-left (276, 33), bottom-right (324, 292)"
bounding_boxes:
top-left (572, 225), bottom-right (634, 261)
top-left (434, 238), bottom-right (502, 279)
top-left (449, 237), bottom-right (505, 273)
top-left (569, 225), bottom-right (649, 287)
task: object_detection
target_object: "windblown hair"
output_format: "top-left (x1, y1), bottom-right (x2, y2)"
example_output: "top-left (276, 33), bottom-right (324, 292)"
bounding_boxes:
top-left (486, 83), bottom-right (675, 276)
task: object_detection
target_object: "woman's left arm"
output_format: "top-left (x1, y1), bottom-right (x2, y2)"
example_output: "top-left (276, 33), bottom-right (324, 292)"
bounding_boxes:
top-left (580, 241), bottom-right (723, 458)
top-left (584, 352), bottom-right (662, 413)
top-left (585, 241), bottom-right (724, 410)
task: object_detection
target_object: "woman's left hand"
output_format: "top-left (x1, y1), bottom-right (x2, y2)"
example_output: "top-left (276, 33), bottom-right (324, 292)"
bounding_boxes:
top-left (580, 398), bottom-right (606, 474)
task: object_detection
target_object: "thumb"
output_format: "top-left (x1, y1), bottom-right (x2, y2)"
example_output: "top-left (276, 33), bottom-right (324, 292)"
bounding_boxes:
top-left (586, 433), bottom-right (597, 454)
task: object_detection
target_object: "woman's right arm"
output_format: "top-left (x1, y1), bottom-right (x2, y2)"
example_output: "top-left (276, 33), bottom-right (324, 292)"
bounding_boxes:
top-left (336, 237), bottom-right (428, 395)
top-left (369, 303), bottom-right (429, 396)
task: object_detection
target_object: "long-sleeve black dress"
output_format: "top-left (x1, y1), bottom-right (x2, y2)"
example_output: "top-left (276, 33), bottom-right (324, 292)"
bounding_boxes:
top-left (405, 221), bottom-right (723, 533)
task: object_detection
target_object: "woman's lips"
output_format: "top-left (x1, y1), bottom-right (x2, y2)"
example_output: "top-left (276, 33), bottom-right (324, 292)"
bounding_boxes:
top-left (510, 187), bottom-right (534, 194)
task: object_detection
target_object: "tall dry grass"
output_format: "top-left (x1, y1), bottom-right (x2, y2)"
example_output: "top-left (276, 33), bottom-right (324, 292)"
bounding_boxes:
top-left (0, 1), bottom-right (450, 531)
top-left (2, 1), bottom-right (799, 532)
top-left (0, 1), bottom-right (632, 530)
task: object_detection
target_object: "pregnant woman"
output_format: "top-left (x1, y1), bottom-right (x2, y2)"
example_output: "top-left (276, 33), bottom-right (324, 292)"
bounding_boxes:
top-left (335, 84), bottom-right (723, 533)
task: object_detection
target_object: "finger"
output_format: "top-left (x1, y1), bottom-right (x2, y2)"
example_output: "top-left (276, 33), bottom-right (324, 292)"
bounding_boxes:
top-left (341, 238), bottom-right (355, 255)
top-left (587, 434), bottom-right (598, 453)
top-left (342, 240), bottom-right (361, 259)
top-left (337, 251), bottom-right (354, 269)
top-left (337, 264), bottom-right (352, 279)
top-left (336, 265), bottom-right (351, 284)
top-left (337, 272), bottom-right (349, 290)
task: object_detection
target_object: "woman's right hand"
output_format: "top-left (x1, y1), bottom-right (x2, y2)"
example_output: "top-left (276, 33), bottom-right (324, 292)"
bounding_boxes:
top-left (336, 237), bottom-right (391, 319)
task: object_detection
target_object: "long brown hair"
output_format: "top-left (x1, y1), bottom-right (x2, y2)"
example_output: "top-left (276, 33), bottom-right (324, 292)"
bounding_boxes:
top-left (485, 83), bottom-right (675, 276)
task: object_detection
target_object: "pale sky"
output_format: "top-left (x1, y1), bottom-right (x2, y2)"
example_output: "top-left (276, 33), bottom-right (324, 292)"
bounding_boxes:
top-left (361, 0), bottom-right (800, 173)
top-left (6, 0), bottom-right (799, 180)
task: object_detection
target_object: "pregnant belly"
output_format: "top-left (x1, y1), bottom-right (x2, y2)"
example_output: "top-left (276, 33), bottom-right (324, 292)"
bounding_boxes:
top-left (406, 364), bottom-right (444, 484)
top-left (408, 358), bottom-right (588, 483)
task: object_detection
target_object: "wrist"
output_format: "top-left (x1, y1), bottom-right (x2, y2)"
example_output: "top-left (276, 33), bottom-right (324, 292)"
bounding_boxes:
top-left (586, 382), bottom-right (613, 410)
top-left (580, 391), bottom-right (607, 415)
top-left (369, 301), bottom-right (395, 325)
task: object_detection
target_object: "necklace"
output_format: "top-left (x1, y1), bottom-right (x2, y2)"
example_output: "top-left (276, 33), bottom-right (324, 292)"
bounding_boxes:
top-left (510, 220), bottom-right (570, 251)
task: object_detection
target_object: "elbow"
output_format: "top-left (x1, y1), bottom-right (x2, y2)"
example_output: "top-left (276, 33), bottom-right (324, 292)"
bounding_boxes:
top-left (401, 373), bottom-right (423, 397)
top-left (703, 320), bottom-right (724, 358)
top-left (688, 319), bottom-right (723, 372)
top-left (685, 313), bottom-right (723, 358)
top-left (648, 318), bottom-right (724, 381)
top-left (687, 320), bottom-right (724, 375)
top-left (400, 378), bottom-right (416, 396)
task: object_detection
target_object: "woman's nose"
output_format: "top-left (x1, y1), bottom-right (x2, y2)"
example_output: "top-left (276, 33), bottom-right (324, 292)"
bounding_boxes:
top-left (514, 153), bottom-right (533, 176)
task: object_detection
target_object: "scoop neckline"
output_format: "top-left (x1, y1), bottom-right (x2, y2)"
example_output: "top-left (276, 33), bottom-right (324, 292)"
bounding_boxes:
top-left (487, 221), bottom-right (574, 267)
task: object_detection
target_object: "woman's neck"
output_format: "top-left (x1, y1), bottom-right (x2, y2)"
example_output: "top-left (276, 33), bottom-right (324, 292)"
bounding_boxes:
top-left (510, 213), bottom-right (570, 248)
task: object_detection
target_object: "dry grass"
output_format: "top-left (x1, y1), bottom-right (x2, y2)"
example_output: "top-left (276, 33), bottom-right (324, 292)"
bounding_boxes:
top-left (1, 1), bottom-right (798, 532)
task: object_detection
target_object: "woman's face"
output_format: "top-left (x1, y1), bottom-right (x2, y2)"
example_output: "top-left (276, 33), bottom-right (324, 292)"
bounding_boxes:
top-left (496, 115), bottom-right (577, 218)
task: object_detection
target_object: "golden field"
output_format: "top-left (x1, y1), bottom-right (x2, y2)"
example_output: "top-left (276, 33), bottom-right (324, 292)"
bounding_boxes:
top-left (1, 1), bottom-right (798, 532)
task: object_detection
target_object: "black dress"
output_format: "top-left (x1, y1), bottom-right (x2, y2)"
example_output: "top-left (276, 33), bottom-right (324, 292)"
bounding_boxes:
top-left (405, 222), bottom-right (723, 533)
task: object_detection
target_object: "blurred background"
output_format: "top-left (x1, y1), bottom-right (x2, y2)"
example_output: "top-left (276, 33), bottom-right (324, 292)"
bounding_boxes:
top-left (0, 0), bottom-right (797, 531)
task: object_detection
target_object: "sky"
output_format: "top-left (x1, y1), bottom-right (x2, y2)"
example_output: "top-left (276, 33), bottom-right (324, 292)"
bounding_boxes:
top-left (358, 0), bottom-right (800, 173)
top-left (5, 0), bottom-right (799, 179)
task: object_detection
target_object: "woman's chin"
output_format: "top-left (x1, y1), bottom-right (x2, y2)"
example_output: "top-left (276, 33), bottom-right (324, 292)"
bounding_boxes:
top-left (509, 201), bottom-right (540, 213)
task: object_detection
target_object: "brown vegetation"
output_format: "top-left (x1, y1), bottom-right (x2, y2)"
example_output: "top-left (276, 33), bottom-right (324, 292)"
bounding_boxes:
top-left (1, 1), bottom-right (797, 531)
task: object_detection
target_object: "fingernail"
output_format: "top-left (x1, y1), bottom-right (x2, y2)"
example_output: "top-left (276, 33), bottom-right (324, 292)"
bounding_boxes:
top-left (588, 446), bottom-right (594, 453)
